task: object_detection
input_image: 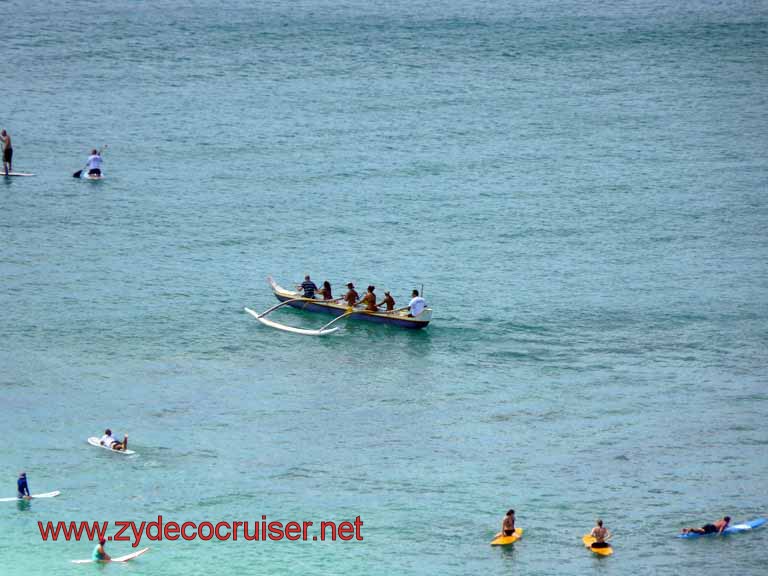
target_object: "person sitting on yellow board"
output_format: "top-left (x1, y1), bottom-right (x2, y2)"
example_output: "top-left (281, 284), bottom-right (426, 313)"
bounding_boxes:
top-left (589, 519), bottom-right (612, 548)
top-left (499, 509), bottom-right (515, 537)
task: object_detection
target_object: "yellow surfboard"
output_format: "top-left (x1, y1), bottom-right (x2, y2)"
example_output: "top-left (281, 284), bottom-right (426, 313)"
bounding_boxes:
top-left (491, 528), bottom-right (523, 546)
top-left (582, 535), bottom-right (613, 556)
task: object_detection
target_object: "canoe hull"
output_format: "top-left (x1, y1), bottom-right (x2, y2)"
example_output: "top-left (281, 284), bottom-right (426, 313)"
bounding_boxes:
top-left (275, 292), bottom-right (429, 330)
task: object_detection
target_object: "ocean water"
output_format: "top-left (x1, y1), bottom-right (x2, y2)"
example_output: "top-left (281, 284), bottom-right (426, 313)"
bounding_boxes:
top-left (1, 0), bottom-right (767, 573)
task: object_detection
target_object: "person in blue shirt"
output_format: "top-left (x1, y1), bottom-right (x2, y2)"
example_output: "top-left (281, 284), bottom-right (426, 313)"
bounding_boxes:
top-left (17, 472), bottom-right (30, 499)
top-left (297, 275), bottom-right (318, 299)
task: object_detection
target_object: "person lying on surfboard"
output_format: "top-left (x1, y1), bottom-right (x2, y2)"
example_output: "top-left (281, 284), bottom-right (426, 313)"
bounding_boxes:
top-left (92, 538), bottom-right (111, 562)
top-left (360, 286), bottom-right (379, 311)
top-left (297, 275), bottom-right (318, 299)
top-left (377, 290), bottom-right (395, 311)
top-left (495, 509), bottom-right (516, 538)
top-left (589, 519), bottom-right (612, 547)
top-left (100, 429), bottom-right (128, 451)
top-left (680, 516), bottom-right (730, 535)
top-left (17, 472), bottom-right (30, 499)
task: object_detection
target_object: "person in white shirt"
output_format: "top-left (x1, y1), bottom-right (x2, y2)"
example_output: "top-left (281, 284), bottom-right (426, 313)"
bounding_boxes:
top-left (406, 289), bottom-right (427, 317)
top-left (86, 148), bottom-right (104, 177)
top-left (100, 428), bottom-right (128, 451)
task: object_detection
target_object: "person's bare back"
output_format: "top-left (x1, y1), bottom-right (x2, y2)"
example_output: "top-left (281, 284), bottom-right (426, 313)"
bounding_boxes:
top-left (1, 130), bottom-right (12, 150)
top-left (361, 286), bottom-right (378, 311)
top-left (1, 130), bottom-right (12, 173)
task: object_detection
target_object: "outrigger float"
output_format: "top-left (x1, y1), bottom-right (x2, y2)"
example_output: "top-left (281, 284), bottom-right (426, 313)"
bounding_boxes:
top-left (244, 277), bottom-right (432, 336)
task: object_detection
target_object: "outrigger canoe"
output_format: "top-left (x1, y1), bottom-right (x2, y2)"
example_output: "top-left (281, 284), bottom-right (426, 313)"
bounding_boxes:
top-left (244, 277), bottom-right (432, 336)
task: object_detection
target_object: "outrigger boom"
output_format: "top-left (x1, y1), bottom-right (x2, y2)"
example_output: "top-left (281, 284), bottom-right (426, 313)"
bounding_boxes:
top-left (244, 306), bottom-right (345, 336)
top-left (244, 276), bottom-right (432, 336)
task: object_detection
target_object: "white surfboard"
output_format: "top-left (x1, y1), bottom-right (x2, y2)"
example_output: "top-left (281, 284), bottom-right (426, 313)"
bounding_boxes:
top-left (72, 546), bottom-right (149, 564)
top-left (0, 490), bottom-right (61, 502)
top-left (82, 173), bottom-right (104, 180)
top-left (87, 437), bottom-right (135, 455)
top-left (3, 172), bottom-right (35, 177)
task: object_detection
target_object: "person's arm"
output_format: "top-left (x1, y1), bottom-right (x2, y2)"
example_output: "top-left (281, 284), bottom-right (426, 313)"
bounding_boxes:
top-left (605, 528), bottom-right (612, 541)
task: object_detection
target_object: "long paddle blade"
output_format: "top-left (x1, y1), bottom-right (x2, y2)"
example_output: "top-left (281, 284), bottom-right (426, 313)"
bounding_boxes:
top-left (72, 170), bottom-right (83, 178)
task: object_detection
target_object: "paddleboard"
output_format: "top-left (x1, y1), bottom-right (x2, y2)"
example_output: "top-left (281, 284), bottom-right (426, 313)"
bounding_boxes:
top-left (3, 172), bottom-right (34, 177)
top-left (582, 534), bottom-right (613, 556)
top-left (0, 490), bottom-right (61, 502)
top-left (82, 173), bottom-right (104, 180)
top-left (87, 437), bottom-right (135, 455)
top-left (677, 517), bottom-right (767, 538)
top-left (72, 546), bottom-right (149, 564)
top-left (490, 528), bottom-right (523, 546)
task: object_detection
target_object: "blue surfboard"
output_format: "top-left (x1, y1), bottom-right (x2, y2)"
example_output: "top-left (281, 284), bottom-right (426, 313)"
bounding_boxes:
top-left (677, 517), bottom-right (766, 538)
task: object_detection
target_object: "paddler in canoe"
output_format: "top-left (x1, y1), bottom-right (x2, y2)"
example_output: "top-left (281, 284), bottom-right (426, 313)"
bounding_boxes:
top-left (391, 289), bottom-right (427, 317)
top-left (359, 286), bottom-right (379, 312)
top-left (377, 290), bottom-right (396, 312)
top-left (343, 283), bottom-right (359, 307)
top-left (297, 275), bottom-right (318, 299)
top-left (317, 280), bottom-right (333, 300)
top-left (588, 519), bottom-right (612, 548)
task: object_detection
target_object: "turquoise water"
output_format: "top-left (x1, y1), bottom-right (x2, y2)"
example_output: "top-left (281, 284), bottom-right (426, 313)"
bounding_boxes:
top-left (2, 0), bottom-right (767, 573)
